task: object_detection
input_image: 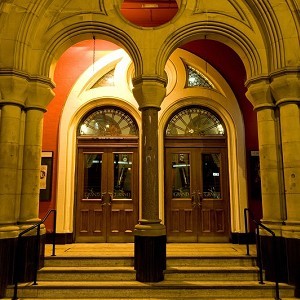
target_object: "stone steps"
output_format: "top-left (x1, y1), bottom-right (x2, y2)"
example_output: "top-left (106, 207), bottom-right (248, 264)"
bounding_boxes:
top-left (6, 280), bottom-right (295, 299)
top-left (44, 257), bottom-right (134, 267)
top-left (5, 253), bottom-right (296, 299)
top-left (44, 255), bottom-right (255, 267)
top-left (37, 266), bottom-right (260, 281)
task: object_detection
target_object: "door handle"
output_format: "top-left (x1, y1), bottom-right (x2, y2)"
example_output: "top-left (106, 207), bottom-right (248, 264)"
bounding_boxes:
top-left (198, 192), bottom-right (203, 207)
top-left (107, 192), bottom-right (112, 206)
top-left (191, 192), bottom-right (197, 208)
top-left (101, 192), bottom-right (112, 206)
top-left (101, 193), bottom-right (107, 206)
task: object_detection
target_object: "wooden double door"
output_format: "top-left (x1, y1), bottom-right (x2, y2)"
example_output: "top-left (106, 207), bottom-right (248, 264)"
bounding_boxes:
top-left (75, 147), bottom-right (138, 242)
top-left (165, 147), bottom-right (230, 242)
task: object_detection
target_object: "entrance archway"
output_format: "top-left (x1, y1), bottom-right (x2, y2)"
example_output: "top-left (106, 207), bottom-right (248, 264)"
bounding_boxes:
top-left (164, 106), bottom-right (230, 242)
top-left (75, 107), bottom-right (139, 242)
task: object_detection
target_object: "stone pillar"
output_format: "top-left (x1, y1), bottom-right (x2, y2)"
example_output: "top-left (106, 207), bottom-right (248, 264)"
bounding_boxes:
top-left (0, 75), bottom-right (28, 238)
top-left (0, 104), bottom-right (24, 235)
top-left (19, 80), bottom-right (54, 227)
top-left (270, 73), bottom-right (300, 297)
top-left (271, 74), bottom-right (300, 227)
top-left (19, 108), bottom-right (45, 223)
top-left (15, 80), bottom-right (54, 284)
top-left (132, 76), bottom-right (167, 282)
top-left (246, 79), bottom-right (285, 228)
top-left (246, 78), bottom-right (288, 287)
top-left (0, 74), bottom-right (27, 296)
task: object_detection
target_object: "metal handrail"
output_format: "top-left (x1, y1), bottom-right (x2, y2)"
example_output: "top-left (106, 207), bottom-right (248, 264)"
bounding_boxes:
top-left (12, 209), bottom-right (56, 300)
top-left (244, 208), bottom-right (281, 300)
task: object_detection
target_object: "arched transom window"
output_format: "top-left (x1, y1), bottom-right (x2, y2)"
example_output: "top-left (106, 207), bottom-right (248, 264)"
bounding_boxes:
top-left (186, 65), bottom-right (214, 89)
top-left (166, 107), bottom-right (225, 137)
top-left (92, 69), bottom-right (115, 88)
top-left (78, 107), bottom-right (138, 137)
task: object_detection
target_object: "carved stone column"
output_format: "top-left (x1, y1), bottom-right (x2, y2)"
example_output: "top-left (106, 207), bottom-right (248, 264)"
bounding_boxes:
top-left (132, 76), bottom-right (166, 282)
top-left (270, 72), bottom-right (300, 297)
top-left (246, 78), bottom-right (288, 288)
top-left (0, 73), bottom-right (28, 295)
top-left (271, 73), bottom-right (300, 228)
top-left (0, 74), bottom-right (28, 238)
top-left (246, 79), bottom-right (285, 229)
top-left (19, 80), bottom-right (54, 227)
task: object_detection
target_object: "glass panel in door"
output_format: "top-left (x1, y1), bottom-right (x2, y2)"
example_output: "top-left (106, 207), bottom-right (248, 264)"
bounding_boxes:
top-left (114, 153), bottom-right (132, 199)
top-left (83, 153), bottom-right (102, 199)
top-left (172, 153), bottom-right (190, 199)
top-left (202, 153), bottom-right (221, 199)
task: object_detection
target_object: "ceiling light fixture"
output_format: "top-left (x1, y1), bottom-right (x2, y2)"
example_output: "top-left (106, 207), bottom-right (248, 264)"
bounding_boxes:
top-left (142, 4), bottom-right (159, 8)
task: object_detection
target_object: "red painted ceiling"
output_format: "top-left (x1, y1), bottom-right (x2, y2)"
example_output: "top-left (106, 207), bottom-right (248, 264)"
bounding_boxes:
top-left (121, 0), bottom-right (178, 27)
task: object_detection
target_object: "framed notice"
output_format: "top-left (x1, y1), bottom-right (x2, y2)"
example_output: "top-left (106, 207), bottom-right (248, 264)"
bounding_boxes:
top-left (40, 151), bottom-right (53, 201)
top-left (250, 151), bottom-right (261, 199)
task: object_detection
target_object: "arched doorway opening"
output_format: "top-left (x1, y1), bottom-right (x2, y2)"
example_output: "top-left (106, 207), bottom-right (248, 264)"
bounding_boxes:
top-left (75, 106), bottom-right (139, 242)
top-left (164, 106), bottom-right (230, 242)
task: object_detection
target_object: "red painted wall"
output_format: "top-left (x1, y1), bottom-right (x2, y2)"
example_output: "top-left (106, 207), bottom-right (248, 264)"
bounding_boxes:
top-left (40, 40), bottom-right (120, 221)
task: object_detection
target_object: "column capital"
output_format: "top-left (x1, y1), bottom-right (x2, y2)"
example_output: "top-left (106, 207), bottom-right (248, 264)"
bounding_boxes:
top-left (270, 71), bottom-right (300, 106)
top-left (0, 71), bottom-right (29, 107)
top-left (132, 75), bottom-right (167, 110)
top-left (0, 70), bottom-right (55, 110)
top-left (26, 79), bottom-right (55, 111)
top-left (245, 78), bottom-right (275, 111)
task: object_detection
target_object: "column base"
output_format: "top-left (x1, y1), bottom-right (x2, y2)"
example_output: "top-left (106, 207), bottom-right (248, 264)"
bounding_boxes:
top-left (134, 220), bottom-right (166, 282)
top-left (0, 237), bottom-right (15, 298)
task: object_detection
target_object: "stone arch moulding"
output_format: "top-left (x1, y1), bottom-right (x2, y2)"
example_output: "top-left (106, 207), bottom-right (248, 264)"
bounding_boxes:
top-left (55, 49), bottom-right (141, 234)
top-left (39, 22), bottom-right (143, 80)
top-left (158, 49), bottom-right (247, 234)
top-left (156, 21), bottom-right (267, 82)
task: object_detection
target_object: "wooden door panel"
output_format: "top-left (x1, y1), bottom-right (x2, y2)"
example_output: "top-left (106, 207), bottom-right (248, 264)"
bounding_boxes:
top-left (165, 147), bottom-right (229, 243)
top-left (110, 209), bottom-right (121, 233)
top-left (108, 151), bottom-right (137, 242)
top-left (76, 148), bottom-right (138, 243)
top-left (201, 209), bottom-right (212, 233)
top-left (198, 149), bottom-right (229, 241)
top-left (215, 209), bottom-right (225, 233)
top-left (165, 149), bottom-right (198, 242)
top-left (170, 209), bottom-right (180, 232)
top-left (109, 208), bottom-right (134, 233)
top-left (108, 207), bottom-right (135, 242)
top-left (169, 208), bottom-right (194, 233)
top-left (93, 209), bottom-right (104, 233)
top-left (183, 209), bottom-right (194, 232)
top-left (75, 150), bottom-right (106, 242)
top-left (79, 209), bottom-right (89, 233)
top-left (124, 209), bottom-right (134, 232)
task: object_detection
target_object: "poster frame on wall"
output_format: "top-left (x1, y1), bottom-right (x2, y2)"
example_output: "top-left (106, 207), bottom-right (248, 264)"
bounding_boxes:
top-left (39, 151), bottom-right (53, 201)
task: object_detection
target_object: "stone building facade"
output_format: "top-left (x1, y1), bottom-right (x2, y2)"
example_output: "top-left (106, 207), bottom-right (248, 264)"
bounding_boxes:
top-left (0, 0), bottom-right (299, 297)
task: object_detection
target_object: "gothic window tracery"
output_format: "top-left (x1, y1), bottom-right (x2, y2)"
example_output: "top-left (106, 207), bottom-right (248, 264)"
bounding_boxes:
top-left (186, 65), bottom-right (214, 89)
top-left (78, 107), bottom-right (138, 137)
top-left (92, 69), bottom-right (115, 88)
top-left (166, 107), bottom-right (225, 137)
